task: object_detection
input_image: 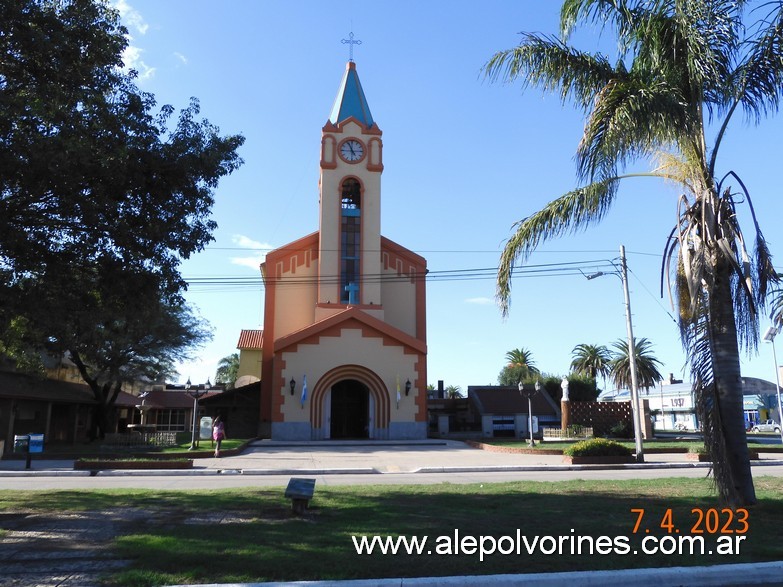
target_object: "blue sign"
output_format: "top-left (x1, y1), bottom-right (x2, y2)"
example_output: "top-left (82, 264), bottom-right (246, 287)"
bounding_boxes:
top-left (28, 434), bottom-right (44, 453)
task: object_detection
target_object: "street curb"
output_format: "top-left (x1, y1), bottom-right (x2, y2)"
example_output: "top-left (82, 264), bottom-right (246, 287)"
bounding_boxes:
top-left (169, 560), bottom-right (783, 587)
top-left (0, 464), bottom-right (703, 477)
top-left (240, 468), bottom-right (379, 475)
top-left (0, 460), bottom-right (781, 477)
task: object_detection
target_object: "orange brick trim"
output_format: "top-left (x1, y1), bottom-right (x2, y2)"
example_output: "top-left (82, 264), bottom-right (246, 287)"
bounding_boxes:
top-left (282, 320), bottom-right (420, 356)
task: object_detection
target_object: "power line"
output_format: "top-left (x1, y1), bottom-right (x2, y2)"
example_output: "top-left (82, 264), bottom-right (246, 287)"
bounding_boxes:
top-left (204, 245), bottom-right (662, 256)
top-left (184, 258), bottom-right (618, 291)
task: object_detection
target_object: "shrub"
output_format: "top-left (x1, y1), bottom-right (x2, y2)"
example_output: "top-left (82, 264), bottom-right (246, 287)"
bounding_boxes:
top-left (687, 444), bottom-right (707, 454)
top-left (608, 420), bottom-right (633, 439)
top-left (563, 438), bottom-right (633, 457)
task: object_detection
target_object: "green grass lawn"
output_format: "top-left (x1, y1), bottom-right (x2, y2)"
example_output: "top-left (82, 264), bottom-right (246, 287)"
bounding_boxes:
top-left (0, 477), bottom-right (780, 586)
top-left (39, 438), bottom-right (248, 458)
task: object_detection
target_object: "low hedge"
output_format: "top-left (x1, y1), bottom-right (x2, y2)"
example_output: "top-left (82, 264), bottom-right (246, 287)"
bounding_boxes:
top-left (563, 438), bottom-right (633, 458)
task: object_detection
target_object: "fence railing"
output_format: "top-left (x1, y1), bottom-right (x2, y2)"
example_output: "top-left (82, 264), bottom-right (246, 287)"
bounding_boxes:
top-left (102, 431), bottom-right (178, 449)
top-left (542, 426), bottom-right (593, 439)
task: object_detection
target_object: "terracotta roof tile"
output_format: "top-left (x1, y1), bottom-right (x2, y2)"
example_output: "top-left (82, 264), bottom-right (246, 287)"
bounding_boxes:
top-left (237, 329), bottom-right (263, 349)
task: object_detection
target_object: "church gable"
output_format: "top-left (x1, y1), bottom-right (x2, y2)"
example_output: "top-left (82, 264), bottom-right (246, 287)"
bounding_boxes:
top-left (274, 316), bottom-right (425, 439)
top-left (275, 308), bottom-right (424, 355)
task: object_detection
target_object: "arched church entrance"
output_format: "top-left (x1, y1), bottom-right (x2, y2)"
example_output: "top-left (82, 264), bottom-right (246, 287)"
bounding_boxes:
top-left (330, 379), bottom-right (369, 439)
top-left (310, 365), bottom-right (390, 440)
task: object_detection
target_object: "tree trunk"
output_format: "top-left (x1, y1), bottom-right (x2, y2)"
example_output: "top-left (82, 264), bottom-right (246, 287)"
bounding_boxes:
top-left (68, 351), bottom-right (112, 441)
top-left (709, 265), bottom-right (756, 506)
top-left (89, 401), bottom-right (110, 441)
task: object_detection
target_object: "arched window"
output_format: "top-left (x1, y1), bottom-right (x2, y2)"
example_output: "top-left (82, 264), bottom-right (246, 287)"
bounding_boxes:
top-left (340, 178), bottom-right (361, 304)
top-left (341, 178), bottom-right (361, 209)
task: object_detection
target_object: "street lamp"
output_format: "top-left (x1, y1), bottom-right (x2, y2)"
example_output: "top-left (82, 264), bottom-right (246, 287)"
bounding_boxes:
top-left (586, 245), bottom-right (645, 463)
top-left (762, 325), bottom-right (783, 443)
top-left (519, 380), bottom-right (540, 447)
top-left (186, 377), bottom-right (209, 451)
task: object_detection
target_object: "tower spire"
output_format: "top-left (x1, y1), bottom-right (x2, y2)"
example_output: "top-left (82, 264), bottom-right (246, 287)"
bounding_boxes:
top-left (328, 60), bottom-right (374, 128)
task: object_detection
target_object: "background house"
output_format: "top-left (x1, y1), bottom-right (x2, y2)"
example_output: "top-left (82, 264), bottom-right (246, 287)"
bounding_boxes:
top-left (429, 385), bottom-right (561, 439)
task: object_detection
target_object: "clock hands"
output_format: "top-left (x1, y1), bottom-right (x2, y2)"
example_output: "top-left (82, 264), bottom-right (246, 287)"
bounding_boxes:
top-left (340, 140), bottom-right (363, 161)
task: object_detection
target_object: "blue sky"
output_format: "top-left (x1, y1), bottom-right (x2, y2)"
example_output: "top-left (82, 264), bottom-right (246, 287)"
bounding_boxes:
top-left (115, 1), bottom-right (783, 392)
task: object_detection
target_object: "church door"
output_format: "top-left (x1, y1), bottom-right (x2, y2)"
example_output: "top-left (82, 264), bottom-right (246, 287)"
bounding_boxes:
top-left (330, 379), bottom-right (369, 439)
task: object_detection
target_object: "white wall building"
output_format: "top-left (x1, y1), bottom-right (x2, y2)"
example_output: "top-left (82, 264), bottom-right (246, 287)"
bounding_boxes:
top-left (599, 375), bottom-right (779, 431)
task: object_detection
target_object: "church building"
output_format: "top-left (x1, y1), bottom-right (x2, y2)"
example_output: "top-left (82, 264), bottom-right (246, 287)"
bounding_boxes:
top-left (239, 58), bottom-right (428, 440)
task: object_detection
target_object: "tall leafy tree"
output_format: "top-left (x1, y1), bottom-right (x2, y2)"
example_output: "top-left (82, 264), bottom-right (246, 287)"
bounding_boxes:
top-left (11, 259), bottom-right (211, 438)
top-left (215, 353), bottom-right (240, 389)
top-left (609, 338), bottom-right (664, 392)
top-left (484, 0), bottom-right (783, 505)
top-left (0, 0), bottom-right (243, 436)
top-left (0, 0), bottom-right (244, 291)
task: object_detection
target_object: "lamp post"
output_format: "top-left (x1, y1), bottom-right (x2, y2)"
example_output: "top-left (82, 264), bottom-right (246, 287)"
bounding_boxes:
top-left (586, 245), bottom-right (645, 462)
top-left (518, 380), bottom-right (540, 447)
top-left (186, 377), bottom-right (209, 451)
top-left (762, 326), bottom-right (783, 444)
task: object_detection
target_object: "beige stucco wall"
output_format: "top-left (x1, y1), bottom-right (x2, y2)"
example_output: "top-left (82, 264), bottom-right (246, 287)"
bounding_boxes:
top-left (271, 260), bottom-right (318, 340)
top-left (278, 328), bottom-right (419, 423)
top-left (380, 267), bottom-right (417, 338)
top-left (237, 349), bottom-right (262, 380)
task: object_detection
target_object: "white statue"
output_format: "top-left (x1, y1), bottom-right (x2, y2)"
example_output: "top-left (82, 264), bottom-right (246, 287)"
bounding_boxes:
top-left (561, 377), bottom-right (570, 402)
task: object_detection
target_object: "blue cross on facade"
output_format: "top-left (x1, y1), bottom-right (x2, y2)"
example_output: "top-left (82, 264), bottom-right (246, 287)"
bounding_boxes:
top-left (344, 282), bottom-right (360, 305)
top-left (341, 32), bottom-right (362, 62)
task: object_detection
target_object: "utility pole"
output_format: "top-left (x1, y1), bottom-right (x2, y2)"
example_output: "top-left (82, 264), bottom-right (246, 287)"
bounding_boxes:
top-left (620, 245), bottom-right (645, 462)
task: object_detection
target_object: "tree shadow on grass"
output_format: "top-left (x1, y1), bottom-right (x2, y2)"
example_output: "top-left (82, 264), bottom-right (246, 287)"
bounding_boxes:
top-left (102, 477), bottom-right (783, 585)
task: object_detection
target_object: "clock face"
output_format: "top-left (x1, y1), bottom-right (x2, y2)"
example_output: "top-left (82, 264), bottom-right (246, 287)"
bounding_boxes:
top-left (339, 139), bottom-right (364, 162)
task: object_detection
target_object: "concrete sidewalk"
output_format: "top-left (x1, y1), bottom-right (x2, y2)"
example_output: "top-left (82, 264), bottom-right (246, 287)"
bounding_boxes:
top-left (0, 438), bottom-right (782, 476)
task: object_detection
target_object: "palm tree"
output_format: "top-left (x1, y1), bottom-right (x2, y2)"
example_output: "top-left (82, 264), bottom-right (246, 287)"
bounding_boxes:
top-left (505, 348), bottom-right (540, 375)
top-left (484, 1), bottom-right (783, 505)
top-left (214, 353), bottom-right (240, 389)
top-left (609, 338), bottom-right (664, 393)
top-left (499, 347), bottom-right (541, 385)
top-left (570, 344), bottom-right (612, 388)
top-left (445, 385), bottom-right (463, 399)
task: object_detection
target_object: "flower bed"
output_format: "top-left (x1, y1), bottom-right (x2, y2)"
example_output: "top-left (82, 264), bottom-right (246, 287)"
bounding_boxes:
top-left (562, 455), bottom-right (636, 465)
top-left (562, 438), bottom-right (635, 464)
top-left (464, 440), bottom-right (562, 455)
top-left (686, 451), bottom-right (759, 462)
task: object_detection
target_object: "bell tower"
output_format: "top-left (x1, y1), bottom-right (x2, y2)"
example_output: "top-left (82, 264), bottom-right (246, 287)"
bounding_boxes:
top-left (317, 61), bottom-right (384, 311)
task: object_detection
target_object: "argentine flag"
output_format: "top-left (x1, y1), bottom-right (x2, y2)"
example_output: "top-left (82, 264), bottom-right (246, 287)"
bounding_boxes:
top-left (301, 375), bottom-right (308, 407)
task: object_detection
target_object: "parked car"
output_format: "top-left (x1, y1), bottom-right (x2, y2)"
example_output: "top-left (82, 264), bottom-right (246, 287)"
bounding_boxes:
top-left (751, 419), bottom-right (781, 433)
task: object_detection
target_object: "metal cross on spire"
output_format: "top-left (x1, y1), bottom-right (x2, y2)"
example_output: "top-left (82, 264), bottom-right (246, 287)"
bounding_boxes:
top-left (341, 32), bottom-right (362, 62)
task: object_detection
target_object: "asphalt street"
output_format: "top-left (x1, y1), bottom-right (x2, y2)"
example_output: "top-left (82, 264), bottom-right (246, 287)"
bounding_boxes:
top-left (0, 439), bottom-right (781, 490)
